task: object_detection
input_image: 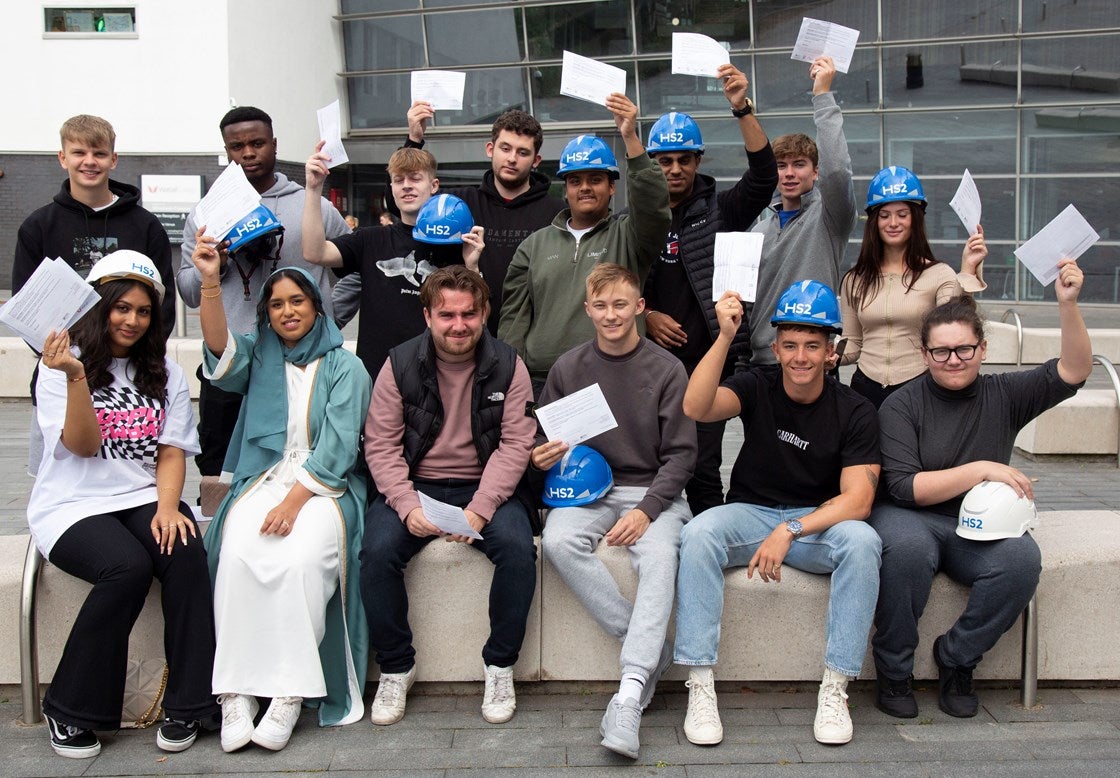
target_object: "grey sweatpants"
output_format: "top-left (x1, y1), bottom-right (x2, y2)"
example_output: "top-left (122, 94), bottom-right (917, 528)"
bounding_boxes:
top-left (542, 486), bottom-right (689, 680)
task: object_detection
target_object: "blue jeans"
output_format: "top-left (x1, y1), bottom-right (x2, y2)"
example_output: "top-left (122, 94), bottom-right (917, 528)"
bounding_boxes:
top-left (360, 480), bottom-right (537, 673)
top-left (674, 502), bottom-right (882, 677)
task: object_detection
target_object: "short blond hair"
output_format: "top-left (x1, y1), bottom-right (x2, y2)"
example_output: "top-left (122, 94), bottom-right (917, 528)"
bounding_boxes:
top-left (585, 263), bottom-right (640, 299)
top-left (60, 114), bottom-right (116, 151)
top-left (388, 147), bottom-right (437, 178)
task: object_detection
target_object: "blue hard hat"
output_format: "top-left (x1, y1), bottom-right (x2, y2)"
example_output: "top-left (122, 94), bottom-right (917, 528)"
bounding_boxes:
top-left (866, 165), bottom-right (927, 213)
top-left (224, 205), bottom-right (284, 259)
top-left (646, 112), bottom-right (705, 154)
top-left (412, 194), bottom-right (475, 245)
top-left (542, 445), bottom-right (614, 508)
top-left (557, 135), bottom-right (619, 179)
top-left (770, 280), bottom-right (842, 333)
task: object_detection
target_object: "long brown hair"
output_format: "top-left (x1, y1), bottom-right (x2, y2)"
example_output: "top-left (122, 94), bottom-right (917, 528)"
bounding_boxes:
top-left (843, 203), bottom-right (940, 311)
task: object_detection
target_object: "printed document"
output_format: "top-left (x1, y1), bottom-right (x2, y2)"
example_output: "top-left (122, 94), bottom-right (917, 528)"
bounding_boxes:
top-left (950, 170), bottom-right (982, 236)
top-left (535, 383), bottom-right (618, 447)
top-left (712, 232), bottom-right (764, 302)
top-left (316, 100), bottom-right (349, 168)
top-left (791, 18), bottom-right (860, 74)
top-left (417, 492), bottom-right (484, 540)
top-left (560, 51), bottom-right (627, 107)
top-left (1013, 205), bottom-right (1099, 285)
top-left (0, 258), bottom-right (100, 352)
top-left (196, 163), bottom-right (261, 240)
top-left (671, 33), bottom-right (730, 77)
top-left (411, 70), bottom-right (467, 110)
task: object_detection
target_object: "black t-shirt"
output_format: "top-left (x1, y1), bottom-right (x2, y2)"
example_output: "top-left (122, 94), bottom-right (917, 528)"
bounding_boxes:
top-left (331, 221), bottom-right (461, 377)
top-left (724, 366), bottom-right (880, 507)
top-left (648, 209), bottom-right (711, 373)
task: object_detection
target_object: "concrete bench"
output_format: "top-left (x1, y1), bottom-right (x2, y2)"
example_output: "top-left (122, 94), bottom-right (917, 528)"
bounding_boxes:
top-left (1015, 390), bottom-right (1120, 456)
top-left (982, 321), bottom-right (1120, 366)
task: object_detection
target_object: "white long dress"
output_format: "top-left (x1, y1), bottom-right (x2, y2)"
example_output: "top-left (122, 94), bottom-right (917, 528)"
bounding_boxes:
top-left (211, 358), bottom-right (349, 700)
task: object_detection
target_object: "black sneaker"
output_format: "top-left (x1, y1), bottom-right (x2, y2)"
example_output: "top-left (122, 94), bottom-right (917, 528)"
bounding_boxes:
top-left (876, 673), bottom-right (918, 718)
top-left (933, 635), bottom-right (979, 717)
top-left (45, 713), bottom-right (101, 759)
top-left (156, 718), bottom-right (200, 752)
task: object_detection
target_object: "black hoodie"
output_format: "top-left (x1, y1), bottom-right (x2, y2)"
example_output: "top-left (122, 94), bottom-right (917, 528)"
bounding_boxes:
top-left (14, 178), bottom-right (176, 337)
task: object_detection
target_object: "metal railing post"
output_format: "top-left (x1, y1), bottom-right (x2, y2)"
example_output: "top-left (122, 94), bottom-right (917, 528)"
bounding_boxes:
top-left (19, 540), bottom-right (44, 725)
top-left (1020, 594), bottom-right (1038, 708)
top-left (1000, 309), bottom-right (1023, 367)
top-left (1091, 355), bottom-right (1120, 469)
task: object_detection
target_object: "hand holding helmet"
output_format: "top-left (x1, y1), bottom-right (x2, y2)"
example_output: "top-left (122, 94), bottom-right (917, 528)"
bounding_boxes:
top-left (968, 460), bottom-right (1034, 500)
top-left (531, 439), bottom-right (568, 471)
top-left (957, 480), bottom-right (1038, 541)
top-left (541, 445), bottom-right (614, 508)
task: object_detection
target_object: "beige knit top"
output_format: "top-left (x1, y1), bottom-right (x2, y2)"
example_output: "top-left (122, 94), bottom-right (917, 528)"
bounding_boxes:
top-left (839, 262), bottom-right (986, 387)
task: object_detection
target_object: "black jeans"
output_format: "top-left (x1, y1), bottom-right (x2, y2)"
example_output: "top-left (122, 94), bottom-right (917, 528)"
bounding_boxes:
top-left (360, 480), bottom-right (537, 673)
top-left (44, 502), bottom-right (219, 730)
top-left (850, 367), bottom-right (919, 410)
top-left (195, 367), bottom-right (244, 477)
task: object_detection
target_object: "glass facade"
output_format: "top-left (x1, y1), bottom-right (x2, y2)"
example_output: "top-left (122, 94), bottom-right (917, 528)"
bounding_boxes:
top-left (338, 0), bottom-right (1120, 304)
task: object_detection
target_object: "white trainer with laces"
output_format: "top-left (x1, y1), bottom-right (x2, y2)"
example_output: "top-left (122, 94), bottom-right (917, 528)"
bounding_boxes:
top-left (683, 668), bottom-right (723, 745)
top-left (251, 696), bottom-right (303, 751)
top-left (481, 664), bottom-right (516, 723)
top-left (218, 693), bottom-right (259, 753)
top-left (813, 667), bottom-right (853, 745)
top-left (370, 666), bottom-right (417, 725)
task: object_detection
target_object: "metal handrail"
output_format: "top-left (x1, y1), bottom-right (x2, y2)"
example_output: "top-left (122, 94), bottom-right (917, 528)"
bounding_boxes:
top-left (19, 540), bottom-right (44, 725)
top-left (1092, 355), bottom-right (1120, 469)
top-left (1000, 309), bottom-right (1024, 367)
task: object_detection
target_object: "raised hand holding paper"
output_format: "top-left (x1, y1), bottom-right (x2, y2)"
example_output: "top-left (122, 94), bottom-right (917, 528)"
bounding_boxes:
top-left (0, 258), bottom-right (101, 352)
top-left (560, 51), bottom-right (627, 106)
top-left (712, 232), bottom-right (763, 302)
top-left (950, 169), bottom-right (982, 236)
top-left (1013, 205), bottom-right (1099, 285)
top-left (316, 100), bottom-right (349, 168)
top-left (671, 32), bottom-right (730, 77)
top-left (411, 70), bottom-right (466, 110)
top-left (791, 18), bottom-right (859, 74)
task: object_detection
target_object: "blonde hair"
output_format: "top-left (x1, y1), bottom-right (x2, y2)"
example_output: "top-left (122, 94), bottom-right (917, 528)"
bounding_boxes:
top-left (388, 147), bottom-right (437, 178)
top-left (60, 114), bottom-right (116, 151)
top-left (585, 263), bottom-right (640, 298)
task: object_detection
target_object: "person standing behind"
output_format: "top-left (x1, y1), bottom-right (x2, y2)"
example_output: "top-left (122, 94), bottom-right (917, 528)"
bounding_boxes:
top-left (747, 57), bottom-right (857, 366)
top-left (361, 266), bottom-right (537, 727)
top-left (499, 94), bottom-right (670, 392)
top-left (642, 64), bottom-right (778, 514)
top-left (176, 106), bottom-right (349, 512)
top-left (836, 166), bottom-right (987, 407)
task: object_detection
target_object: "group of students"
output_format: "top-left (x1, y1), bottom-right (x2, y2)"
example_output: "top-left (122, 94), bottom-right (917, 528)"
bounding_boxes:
top-left (15, 53), bottom-right (1092, 761)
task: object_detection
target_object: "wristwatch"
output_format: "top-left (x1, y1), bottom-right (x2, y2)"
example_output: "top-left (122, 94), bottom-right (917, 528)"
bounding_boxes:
top-left (785, 519), bottom-right (803, 539)
top-left (731, 98), bottom-right (754, 118)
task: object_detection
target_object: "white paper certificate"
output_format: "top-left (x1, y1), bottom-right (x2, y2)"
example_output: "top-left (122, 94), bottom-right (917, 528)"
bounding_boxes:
top-left (949, 169), bottom-right (982, 236)
top-left (535, 383), bottom-right (618, 447)
top-left (560, 51), bottom-right (627, 107)
top-left (195, 163), bottom-right (261, 240)
top-left (791, 18), bottom-right (860, 74)
top-left (417, 492), bottom-right (484, 540)
top-left (316, 99), bottom-right (350, 168)
top-left (671, 33), bottom-right (730, 77)
top-left (1013, 205), bottom-right (1100, 286)
top-left (410, 69), bottom-right (467, 110)
top-left (712, 232), bottom-right (764, 302)
top-left (0, 258), bottom-right (101, 352)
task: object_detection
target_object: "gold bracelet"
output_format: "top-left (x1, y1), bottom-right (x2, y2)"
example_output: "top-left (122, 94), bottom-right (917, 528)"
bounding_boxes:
top-left (200, 282), bottom-right (221, 290)
top-left (202, 288), bottom-right (223, 298)
top-left (68, 373), bottom-right (86, 383)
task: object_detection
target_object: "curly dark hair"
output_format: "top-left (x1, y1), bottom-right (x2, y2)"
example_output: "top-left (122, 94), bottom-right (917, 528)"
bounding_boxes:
top-left (843, 203), bottom-right (940, 312)
top-left (491, 109), bottom-right (544, 153)
top-left (70, 279), bottom-right (168, 399)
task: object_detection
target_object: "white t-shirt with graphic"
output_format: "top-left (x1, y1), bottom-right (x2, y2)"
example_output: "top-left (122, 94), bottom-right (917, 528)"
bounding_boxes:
top-left (27, 355), bottom-right (200, 557)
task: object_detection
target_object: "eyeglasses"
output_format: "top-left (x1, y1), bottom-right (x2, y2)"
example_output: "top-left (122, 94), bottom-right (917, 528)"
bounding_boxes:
top-left (925, 343), bottom-right (980, 363)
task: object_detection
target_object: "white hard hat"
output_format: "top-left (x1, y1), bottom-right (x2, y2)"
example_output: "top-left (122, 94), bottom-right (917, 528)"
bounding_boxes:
top-left (86, 250), bottom-right (166, 302)
top-left (957, 481), bottom-right (1037, 541)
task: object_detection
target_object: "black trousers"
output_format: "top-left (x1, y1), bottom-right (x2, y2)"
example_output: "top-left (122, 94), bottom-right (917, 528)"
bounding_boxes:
top-left (850, 367), bottom-right (919, 410)
top-left (43, 502), bottom-right (219, 730)
top-left (195, 367), bottom-right (244, 477)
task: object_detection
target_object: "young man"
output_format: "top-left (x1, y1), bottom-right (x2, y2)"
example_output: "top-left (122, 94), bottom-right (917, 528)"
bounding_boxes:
top-left (302, 145), bottom-right (483, 378)
top-left (390, 105), bottom-right (565, 333)
top-left (534, 264), bottom-right (695, 759)
top-left (747, 56), bottom-right (858, 366)
top-left (675, 281), bottom-right (881, 747)
top-left (361, 265), bottom-right (537, 726)
top-left (643, 64), bottom-right (778, 514)
top-left (176, 106), bottom-right (350, 508)
top-left (498, 94), bottom-right (670, 392)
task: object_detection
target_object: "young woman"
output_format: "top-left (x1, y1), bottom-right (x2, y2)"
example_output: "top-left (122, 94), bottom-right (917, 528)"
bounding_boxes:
top-left (837, 166), bottom-right (987, 407)
top-left (870, 259), bottom-right (1092, 719)
top-left (27, 251), bottom-right (217, 759)
top-left (191, 228), bottom-right (372, 753)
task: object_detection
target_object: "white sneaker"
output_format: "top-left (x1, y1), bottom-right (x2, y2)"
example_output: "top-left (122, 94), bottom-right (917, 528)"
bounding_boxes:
top-left (251, 696), bottom-right (302, 751)
top-left (218, 693), bottom-right (259, 753)
top-left (813, 668), bottom-right (853, 745)
top-left (481, 664), bottom-right (516, 724)
top-left (683, 668), bottom-right (723, 745)
top-left (370, 666), bottom-right (416, 725)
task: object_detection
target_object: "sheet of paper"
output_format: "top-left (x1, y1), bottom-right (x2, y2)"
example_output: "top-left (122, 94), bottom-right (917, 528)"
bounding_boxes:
top-left (535, 383), bottom-right (618, 447)
top-left (410, 70), bottom-right (467, 110)
top-left (1013, 204), bottom-right (1100, 286)
top-left (316, 99), bottom-right (349, 168)
top-left (671, 33), bottom-right (730, 77)
top-left (949, 169), bottom-right (982, 235)
top-left (0, 258), bottom-right (101, 352)
top-left (712, 232), bottom-right (764, 302)
top-left (417, 492), bottom-right (483, 540)
top-left (195, 163), bottom-right (261, 240)
top-left (559, 50), bottom-right (627, 107)
top-left (791, 17), bottom-right (860, 74)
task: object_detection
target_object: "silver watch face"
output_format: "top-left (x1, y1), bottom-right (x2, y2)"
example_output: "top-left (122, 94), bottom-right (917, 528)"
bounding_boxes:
top-left (787, 519), bottom-right (803, 537)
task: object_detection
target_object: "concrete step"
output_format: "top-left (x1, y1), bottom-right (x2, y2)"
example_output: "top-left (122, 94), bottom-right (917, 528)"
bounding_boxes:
top-left (1015, 390), bottom-right (1120, 456)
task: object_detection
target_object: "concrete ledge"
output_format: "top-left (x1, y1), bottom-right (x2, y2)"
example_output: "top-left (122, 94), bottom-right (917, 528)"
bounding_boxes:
top-left (1015, 390), bottom-right (1120, 455)
top-left (4, 511), bottom-right (1119, 687)
top-left (982, 322), bottom-right (1120, 365)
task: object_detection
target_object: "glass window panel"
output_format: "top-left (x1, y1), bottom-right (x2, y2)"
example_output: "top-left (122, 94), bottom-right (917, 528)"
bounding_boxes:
top-left (687, 117), bottom-right (774, 183)
top-left (758, 113), bottom-right (881, 192)
top-left (883, 1), bottom-right (1018, 40)
top-left (636, 0), bottom-right (751, 54)
top-left (1018, 244), bottom-right (1119, 302)
top-left (1022, 107), bottom-right (1120, 174)
top-left (1023, 177), bottom-right (1119, 243)
top-left (343, 17), bottom-right (424, 71)
top-left (754, 50), bottom-right (880, 112)
top-left (637, 59), bottom-right (739, 117)
top-left (1022, 0), bottom-right (1120, 33)
top-left (884, 110), bottom-right (1015, 175)
top-left (349, 68), bottom-right (529, 130)
top-left (754, 0), bottom-right (877, 49)
top-left (914, 176), bottom-right (1016, 243)
top-left (1021, 34), bottom-right (1120, 104)
top-left (427, 9), bottom-right (523, 66)
top-left (524, 0), bottom-right (631, 60)
top-left (341, 0), bottom-right (417, 12)
top-left (530, 63), bottom-right (637, 123)
top-left (884, 41), bottom-right (1019, 108)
